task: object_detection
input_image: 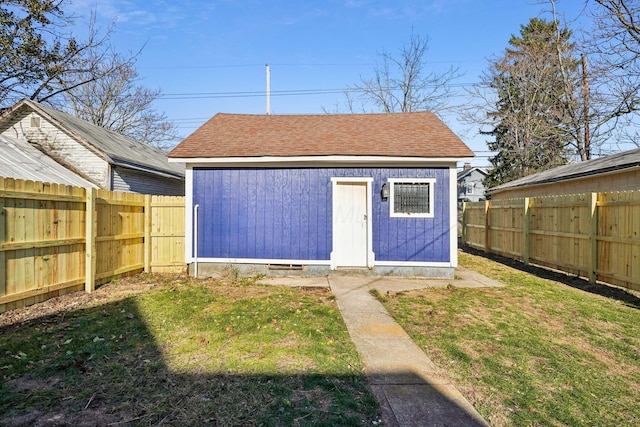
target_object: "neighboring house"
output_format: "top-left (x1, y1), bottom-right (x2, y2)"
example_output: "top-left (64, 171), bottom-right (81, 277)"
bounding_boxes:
top-left (0, 99), bottom-right (184, 195)
top-left (457, 163), bottom-right (488, 203)
top-left (168, 112), bottom-right (474, 278)
top-left (0, 134), bottom-right (97, 188)
top-left (487, 147), bottom-right (640, 199)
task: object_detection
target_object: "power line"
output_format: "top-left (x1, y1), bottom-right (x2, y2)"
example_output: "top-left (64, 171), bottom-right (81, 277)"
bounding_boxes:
top-left (158, 83), bottom-right (480, 100)
top-left (142, 60), bottom-right (485, 71)
top-left (159, 88), bottom-right (350, 100)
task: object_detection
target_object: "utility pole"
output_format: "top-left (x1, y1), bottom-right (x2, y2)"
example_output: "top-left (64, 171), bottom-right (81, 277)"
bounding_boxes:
top-left (266, 64), bottom-right (271, 115)
top-left (582, 54), bottom-right (591, 160)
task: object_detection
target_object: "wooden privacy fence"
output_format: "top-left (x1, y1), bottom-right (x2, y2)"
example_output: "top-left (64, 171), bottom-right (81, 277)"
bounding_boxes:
top-left (462, 191), bottom-right (640, 292)
top-left (0, 177), bottom-right (185, 313)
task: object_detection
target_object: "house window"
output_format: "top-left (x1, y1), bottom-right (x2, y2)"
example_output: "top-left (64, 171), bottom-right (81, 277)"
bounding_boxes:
top-left (466, 182), bottom-right (474, 195)
top-left (30, 116), bottom-right (41, 128)
top-left (389, 178), bottom-right (435, 218)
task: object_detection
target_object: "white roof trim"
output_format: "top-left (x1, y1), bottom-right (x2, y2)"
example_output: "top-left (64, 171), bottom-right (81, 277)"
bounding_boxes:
top-left (170, 155), bottom-right (473, 167)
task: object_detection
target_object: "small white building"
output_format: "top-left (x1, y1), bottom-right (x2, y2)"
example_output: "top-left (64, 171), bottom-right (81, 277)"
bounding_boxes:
top-left (0, 99), bottom-right (184, 195)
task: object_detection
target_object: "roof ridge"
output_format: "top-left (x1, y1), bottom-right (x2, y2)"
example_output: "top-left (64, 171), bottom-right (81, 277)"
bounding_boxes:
top-left (215, 111), bottom-right (437, 118)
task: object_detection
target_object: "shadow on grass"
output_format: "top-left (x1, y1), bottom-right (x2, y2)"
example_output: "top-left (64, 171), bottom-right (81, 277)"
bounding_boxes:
top-left (460, 245), bottom-right (640, 310)
top-left (0, 295), bottom-right (378, 426)
top-left (0, 280), bottom-right (496, 427)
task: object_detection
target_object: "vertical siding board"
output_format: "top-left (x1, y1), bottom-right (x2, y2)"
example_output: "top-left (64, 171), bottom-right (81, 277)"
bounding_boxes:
top-left (197, 170), bottom-right (209, 257)
top-left (299, 168), bottom-right (310, 258)
top-left (279, 169), bottom-right (291, 258)
top-left (254, 169), bottom-right (265, 258)
top-left (212, 170), bottom-right (224, 258)
top-left (229, 169), bottom-right (241, 257)
top-left (254, 170), bottom-right (266, 259)
top-left (199, 168), bottom-right (221, 258)
top-left (247, 170), bottom-right (255, 257)
top-left (222, 169), bottom-right (233, 257)
top-left (200, 169), bottom-right (215, 258)
top-left (202, 169), bottom-right (216, 257)
top-left (239, 169), bottom-right (250, 257)
top-left (292, 170), bottom-right (303, 258)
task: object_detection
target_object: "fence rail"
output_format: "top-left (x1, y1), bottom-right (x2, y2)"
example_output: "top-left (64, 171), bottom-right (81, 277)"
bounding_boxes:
top-left (0, 177), bottom-right (185, 313)
top-left (462, 191), bottom-right (640, 292)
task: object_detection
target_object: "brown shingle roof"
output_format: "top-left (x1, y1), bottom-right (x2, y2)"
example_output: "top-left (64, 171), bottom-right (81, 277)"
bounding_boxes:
top-left (168, 112), bottom-right (473, 159)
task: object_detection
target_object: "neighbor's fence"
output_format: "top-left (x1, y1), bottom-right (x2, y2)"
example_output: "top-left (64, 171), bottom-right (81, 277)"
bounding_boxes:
top-left (462, 191), bottom-right (640, 292)
top-left (0, 177), bottom-right (185, 313)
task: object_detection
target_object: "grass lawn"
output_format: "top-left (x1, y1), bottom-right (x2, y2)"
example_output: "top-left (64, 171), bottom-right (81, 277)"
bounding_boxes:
top-left (0, 274), bottom-right (379, 426)
top-left (376, 250), bottom-right (640, 426)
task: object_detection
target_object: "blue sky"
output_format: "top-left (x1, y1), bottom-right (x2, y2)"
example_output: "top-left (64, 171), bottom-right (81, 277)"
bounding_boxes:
top-left (68, 0), bottom-right (593, 165)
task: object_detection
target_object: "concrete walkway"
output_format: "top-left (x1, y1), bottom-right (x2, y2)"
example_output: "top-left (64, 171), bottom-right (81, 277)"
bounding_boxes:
top-left (260, 269), bottom-right (503, 426)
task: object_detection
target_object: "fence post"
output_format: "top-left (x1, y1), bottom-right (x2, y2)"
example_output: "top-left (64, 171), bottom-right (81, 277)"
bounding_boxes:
top-left (484, 200), bottom-right (491, 253)
top-left (461, 202), bottom-right (467, 245)
top-left (0, 185), bottom-right (5, 298)
top-left (144, 194), bottom-right (152, 273)
top-left (589, 192), bottom-right (598, 284)
top-left (85, 188), bottom-right (97, 293)
top-left (523, 197), bottom-right (531, 265)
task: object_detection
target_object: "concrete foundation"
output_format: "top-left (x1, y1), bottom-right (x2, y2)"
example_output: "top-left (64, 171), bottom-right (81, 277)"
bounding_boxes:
top-left (188, 262), bottom-right (454, 279)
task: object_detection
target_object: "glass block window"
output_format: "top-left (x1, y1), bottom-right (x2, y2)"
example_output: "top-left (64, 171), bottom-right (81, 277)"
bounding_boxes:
top-left (389, 178), bottom-right (435, 218)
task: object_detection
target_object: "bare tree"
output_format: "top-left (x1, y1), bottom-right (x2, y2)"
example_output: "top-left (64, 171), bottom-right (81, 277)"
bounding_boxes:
top-left (63, 52), bottom-right (178, 150)
top-left (341, 31), bottom-right (462, 114)
top-left (0, 1), bottom-right (117, 108)
top-left (548, 0), bottom-right (593, 160)
top-left (589, 0), bottom-right (640, 115)
top-left (583, 0), bottom-right (640, 148)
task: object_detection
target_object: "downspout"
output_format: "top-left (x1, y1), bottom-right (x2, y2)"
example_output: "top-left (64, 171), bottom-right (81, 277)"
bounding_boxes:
top-left (193, 204), bottom-right (199, 277)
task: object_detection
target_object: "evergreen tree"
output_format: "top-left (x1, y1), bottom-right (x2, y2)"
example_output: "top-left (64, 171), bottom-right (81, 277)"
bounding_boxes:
top-left (483, 18), bottom-right (580, 188)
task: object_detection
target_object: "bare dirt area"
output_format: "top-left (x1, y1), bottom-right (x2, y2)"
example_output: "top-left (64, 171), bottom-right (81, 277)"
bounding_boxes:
top-left (0, 274), bottom-right (178, 331)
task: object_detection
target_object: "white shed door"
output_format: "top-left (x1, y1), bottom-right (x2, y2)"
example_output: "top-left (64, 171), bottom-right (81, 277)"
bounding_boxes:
top-left (333, 181), bottom-right (368, 267)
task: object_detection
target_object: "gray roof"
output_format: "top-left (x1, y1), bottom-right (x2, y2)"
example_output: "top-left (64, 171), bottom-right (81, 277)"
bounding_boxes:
top-left (488, 148), bottom-right (640, 194)
top-left (0, 135), bottom-right (98, 187)
top-left (457, 166), bottom-right (488, 181)
top-left (2, 100), bottom-right (184, 179)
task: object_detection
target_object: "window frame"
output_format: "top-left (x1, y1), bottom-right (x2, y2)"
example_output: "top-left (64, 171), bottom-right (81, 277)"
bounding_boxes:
top-left (388, 178), bottom-right (436, 218)
top-left (466, 181), bottom-right (474, 195)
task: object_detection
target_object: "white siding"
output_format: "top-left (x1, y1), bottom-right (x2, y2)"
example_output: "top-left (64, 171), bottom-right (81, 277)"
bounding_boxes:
top-left (1, 111), bottom-right (110, 187)
top-left (458, 169), bottom-right (487, 203)
top-left (112, 167), bottom-right (184, 195)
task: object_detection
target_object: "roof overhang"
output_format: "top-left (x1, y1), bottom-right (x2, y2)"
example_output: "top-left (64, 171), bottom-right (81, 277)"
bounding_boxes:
top-left (169, 155), bottom-right (474, 168)
top-left (111, 159), bottom-right (185, 180)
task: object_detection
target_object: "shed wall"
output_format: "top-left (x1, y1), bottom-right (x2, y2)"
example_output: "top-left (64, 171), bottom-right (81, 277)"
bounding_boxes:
top-left (112, 167), bottom-right (185, 196)
top-left (192, 167), bottom-right (451, 263)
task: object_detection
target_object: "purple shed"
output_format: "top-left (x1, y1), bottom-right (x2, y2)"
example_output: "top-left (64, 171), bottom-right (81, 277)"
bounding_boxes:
top-left (168, 112), bottom-right (474, 278)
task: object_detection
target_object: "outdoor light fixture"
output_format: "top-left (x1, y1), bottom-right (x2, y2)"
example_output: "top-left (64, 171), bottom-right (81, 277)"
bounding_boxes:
top-left (381, 182), bottom-right (389, 200)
